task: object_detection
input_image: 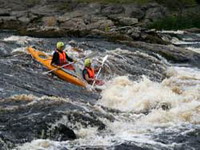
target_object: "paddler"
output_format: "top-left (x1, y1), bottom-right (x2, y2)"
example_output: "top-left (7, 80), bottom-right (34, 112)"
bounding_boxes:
top-left (51, 42), bottom-right (76, 71)
top-left (82, 58), bottom-right (104, 86)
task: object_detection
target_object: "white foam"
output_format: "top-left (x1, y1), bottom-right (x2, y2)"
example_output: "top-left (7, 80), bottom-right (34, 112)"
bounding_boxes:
top-left (3, 35), bottom-right (40, 45)
top-left (158, 30), bottom-right (185, 34)
top-left (187, 47), bottom-right (200, 53)
top-left (11, 47), bottom-right (27, 54)
top-left (98, 66), bottom-right (200, 125)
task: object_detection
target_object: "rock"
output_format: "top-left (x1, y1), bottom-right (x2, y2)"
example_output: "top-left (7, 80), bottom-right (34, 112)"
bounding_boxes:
top-left (0, 1), bottom-right (171, 44)
top-left (114, 143), bottom-right (145, 150)
top-left (18, 17), bottom-right (31, 25)
top-left (130, 7), bottom-right (145, 20)
top-left (91, 29), bottom-right (133, 41)
top-left (74, 3), bottom-right (102, 15)
top-left (57, 16), bottom-right (71, 23)
top-left (62, 11), bottom-right (84, 19)
top-left (42, 16), bottom-right (57, 27)
top-left (30, 5), bottom-right (59, 16)
top-left (86, 16), bottom-right (114, 30)
top-left (0, 16), bottom-right (20, 29)
top-left (118, 40), bottom-right (200, 68)
top-left (10, 11), bottom-right (27, 18)
top-left (185, 28), bottom-right (200, 33)
top-left (144, 4), bottom-right (168, 22)
top-left (60, 18), bottom-right (87, 31)
top-left (87, 3), bottom-right (102, 15)
top-left (20, 26), bottom-right (65, 37)
top-left (127, 27), bottom-right (141, 38)
top-left (101, 4), bottom-right (125, 15)
top-left (118, 17), bottom-right (138, 26)
top-left (0, 42), bottom-right (12, 57)
top-left (50, 124), bottom-right (76, 141)
top-left (0, 16), bottom-right (17, 22)
top-left (0, 94), bottom-right (109, 149)
top-left (124, 5), bottom-right (145, 20)
top-left (0, 9), bottom-right (10, 16)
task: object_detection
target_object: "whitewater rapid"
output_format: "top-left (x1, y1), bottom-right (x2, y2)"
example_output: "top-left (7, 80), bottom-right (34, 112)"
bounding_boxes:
top-left (16, 66), bottom-right (200, 150)
top-left (1, 31), bottom-right (200, 150)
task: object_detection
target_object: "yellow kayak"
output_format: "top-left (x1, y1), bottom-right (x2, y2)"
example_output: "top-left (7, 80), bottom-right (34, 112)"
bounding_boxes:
top-left (27, 47), bottom-right (86, 87)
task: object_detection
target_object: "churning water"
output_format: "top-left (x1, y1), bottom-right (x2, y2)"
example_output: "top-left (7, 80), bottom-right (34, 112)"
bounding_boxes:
top-left (0, 31), bottom-right (200, 150)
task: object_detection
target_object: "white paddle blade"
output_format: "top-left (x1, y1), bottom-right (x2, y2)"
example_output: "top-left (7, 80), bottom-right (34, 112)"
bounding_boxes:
top-left (102, 55), bottom-right (108, 64)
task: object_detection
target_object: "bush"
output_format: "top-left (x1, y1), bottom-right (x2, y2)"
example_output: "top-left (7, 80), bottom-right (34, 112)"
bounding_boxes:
top-left (147, 14), bottom-right (200, 30)
top-left (155, 0), bottom-right (196, 11)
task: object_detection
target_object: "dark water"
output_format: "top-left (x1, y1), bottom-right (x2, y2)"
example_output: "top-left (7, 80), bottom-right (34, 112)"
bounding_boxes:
top-left (0, 30), bottom-right (200, 150)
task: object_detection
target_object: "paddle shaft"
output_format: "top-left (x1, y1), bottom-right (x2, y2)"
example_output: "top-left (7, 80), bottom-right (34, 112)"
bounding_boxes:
top-left (91, 55), bottom-right (108, 88)
top-left (43, 62), bottom-right (75, 74)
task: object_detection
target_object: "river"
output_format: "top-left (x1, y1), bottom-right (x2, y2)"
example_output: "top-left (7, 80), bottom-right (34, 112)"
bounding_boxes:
top-left (0, 30), bottom-right (200, 150)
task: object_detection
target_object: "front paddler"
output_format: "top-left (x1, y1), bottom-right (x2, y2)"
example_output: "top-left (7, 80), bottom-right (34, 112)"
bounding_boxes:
top-left (51, 42), bottom-right (76, 71)
top-left (82, 58), bottom-right (104, 86)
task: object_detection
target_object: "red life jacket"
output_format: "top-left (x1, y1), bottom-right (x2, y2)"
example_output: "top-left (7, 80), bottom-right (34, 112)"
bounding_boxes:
top-left (57, 51), bottom-right (67, 65)
top-left (56, 50), bottom-right (75, 70)
top-left (86, 67), bottom-right (95, 78)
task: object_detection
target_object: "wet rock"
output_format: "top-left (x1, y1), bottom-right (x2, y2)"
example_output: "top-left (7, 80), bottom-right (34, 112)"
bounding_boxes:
top-left (119, 40), bottom-right (200, 68)
top-left (0, 42), bottom-right (13, 57)
top-left (91, 29), bottom-right (133, 41)
top-left (68, 112), bottom-right (106, 130)
top-left (114, 143), bottom-right (145, 150)
top-left (185, 28), bottom-right (200, 33)
top-left (0, 96), bottom-right (108, 148)
top-left (50, 124), bottom-right (76, 141)
top-left (0, 96), bottom-right (109, 147)
top-left (0, 9), bottom-right (10, 16)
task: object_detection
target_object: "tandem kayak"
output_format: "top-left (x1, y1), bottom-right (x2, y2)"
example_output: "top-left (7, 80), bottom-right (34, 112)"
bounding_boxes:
top-left (27, 47), bottom-right (87, 87)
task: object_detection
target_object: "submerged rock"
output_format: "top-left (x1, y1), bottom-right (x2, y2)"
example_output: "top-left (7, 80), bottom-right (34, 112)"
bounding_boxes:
top-left (0, 96), bottom-right (109, 149)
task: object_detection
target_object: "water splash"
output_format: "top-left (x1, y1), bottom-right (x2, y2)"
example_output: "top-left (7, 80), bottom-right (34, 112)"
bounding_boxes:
top-left (98, 66), bottom-right (200, 125)
top-left (3, 35), bottom-right (41, 45)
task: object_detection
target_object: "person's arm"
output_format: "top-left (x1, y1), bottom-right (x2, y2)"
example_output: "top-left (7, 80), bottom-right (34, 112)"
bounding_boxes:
top-left (66, 54), bottom-right (74, 62)
top-left (94, 66), bottom-right (101, 73)
top-left (51, 52), bottom-right (59, 66)
top-left (83, 69), bottom-right (95, 82)
top-left (84, 74), bottom-right (95, 82)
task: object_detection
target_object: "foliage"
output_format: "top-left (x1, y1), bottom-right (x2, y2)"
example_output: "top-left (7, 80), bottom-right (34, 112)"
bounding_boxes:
top-left (147, 14), bottom-right (200, 30)
top-left (155, 0), bottom-right (197, 10)
top-left (43, 17), bottom-right (57, 27)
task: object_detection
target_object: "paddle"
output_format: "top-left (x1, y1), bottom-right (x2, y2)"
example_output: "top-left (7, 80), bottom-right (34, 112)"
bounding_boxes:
top-left (42, 51), bottom-right (98, 75)
top-left (91, 55), bottom-right (108, 89)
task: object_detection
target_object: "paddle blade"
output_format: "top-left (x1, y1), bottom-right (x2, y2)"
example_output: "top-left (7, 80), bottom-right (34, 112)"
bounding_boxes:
top-left (102, 55), bottom-right (108, 64)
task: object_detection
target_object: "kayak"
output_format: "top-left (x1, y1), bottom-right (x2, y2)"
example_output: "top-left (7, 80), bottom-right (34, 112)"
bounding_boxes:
top-left (27, 47), bottom-right (87, 87)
